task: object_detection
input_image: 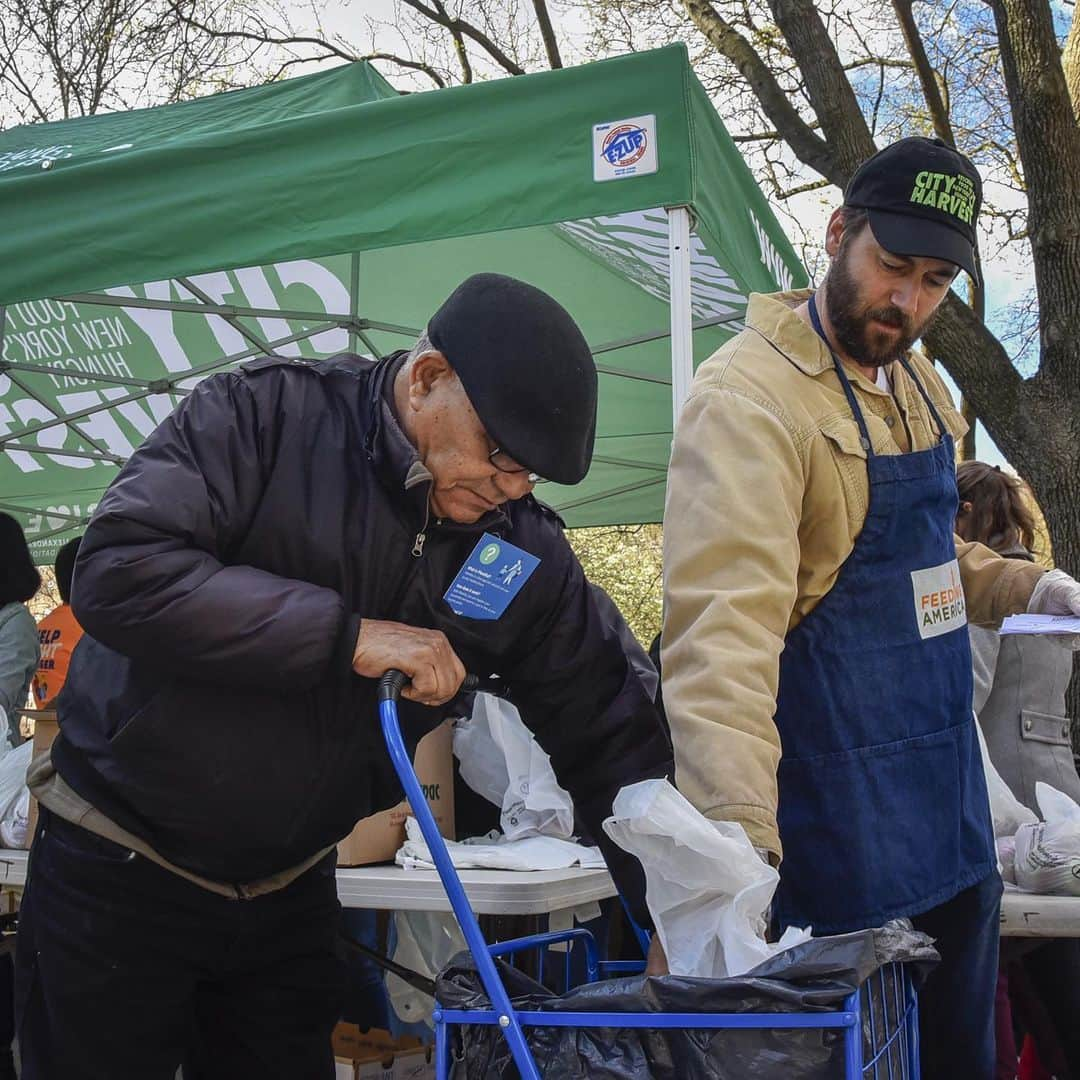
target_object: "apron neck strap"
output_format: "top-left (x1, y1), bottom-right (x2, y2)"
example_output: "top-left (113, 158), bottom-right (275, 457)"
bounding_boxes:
top-left (808, 293), bottom-right (874, 456)
top-left (808, 293), bottom-right (949, 449)
top-left (896, 353), bottom-right (949, 441)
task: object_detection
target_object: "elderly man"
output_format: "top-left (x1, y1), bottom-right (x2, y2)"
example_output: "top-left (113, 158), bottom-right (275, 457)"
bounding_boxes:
top-left (18, 273), bottom-right (672, 1079)
top-left (661, 137), bottom-right (1080, 1078)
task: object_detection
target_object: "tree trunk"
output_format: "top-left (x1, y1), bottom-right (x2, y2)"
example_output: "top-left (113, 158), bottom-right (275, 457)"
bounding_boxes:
top-left (959, 398), bottom-right (977, 460)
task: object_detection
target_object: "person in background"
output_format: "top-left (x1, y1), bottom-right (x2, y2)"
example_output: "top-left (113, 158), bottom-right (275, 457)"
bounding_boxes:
top-left (661, 136), bottom-right (1080, 1078)
top-left (957, 461), bottom-right (1080, 1080)
top-left (32, 536), bottom-right (84, 709)
top-left (17, 273), bottom-right (672, 1079)
top-left (0, 513), bottom-right (40, 750)
top-left (0, 512), bottom-right (39, 1080)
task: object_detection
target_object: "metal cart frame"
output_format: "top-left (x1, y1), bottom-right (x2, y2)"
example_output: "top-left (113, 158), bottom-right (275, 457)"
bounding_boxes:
top-left (378, 672), bottom-right (920, 1080)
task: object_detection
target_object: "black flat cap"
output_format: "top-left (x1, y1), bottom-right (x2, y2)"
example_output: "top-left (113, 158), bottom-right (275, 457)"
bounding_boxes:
top-left (428, 273), bottom-right (597, 485)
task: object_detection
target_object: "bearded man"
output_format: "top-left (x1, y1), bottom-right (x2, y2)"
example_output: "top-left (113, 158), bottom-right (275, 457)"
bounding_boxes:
top-left (657, 137), bottom-right (1080, 1079)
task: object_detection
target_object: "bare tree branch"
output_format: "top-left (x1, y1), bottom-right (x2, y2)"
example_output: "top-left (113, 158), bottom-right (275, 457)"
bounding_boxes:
top-left (680, 0), bottom-right (839, 182)
top-left (531, 0), bottom-right (563, 68)
top-left (400, 0), bottom-right (526, 75)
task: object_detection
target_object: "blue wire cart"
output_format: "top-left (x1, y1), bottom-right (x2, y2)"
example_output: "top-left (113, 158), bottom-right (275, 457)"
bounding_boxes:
top-left (378, 671), bottom-right (928, 1080)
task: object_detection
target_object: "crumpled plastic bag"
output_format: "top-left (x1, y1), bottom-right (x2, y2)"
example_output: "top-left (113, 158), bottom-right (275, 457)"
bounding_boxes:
top-left (997, 834), bottom-right (1018, 885)
top-left (0, 741), bottom-right (32, 849)
top-left (602, 779), bottom-right (810, 978)
top-left (437, 922), bottom-right (939, 1080)
top-left (975, 714), bottom-right (1038, 838)
top-left (453, 693), bottom-right (574, 842)
top-left (396, 816), bottom-right (605, 872)
top-left (1014, 781), bottom-right (1080, 895)
top-left (387, 910), bottom-right (466, 1027)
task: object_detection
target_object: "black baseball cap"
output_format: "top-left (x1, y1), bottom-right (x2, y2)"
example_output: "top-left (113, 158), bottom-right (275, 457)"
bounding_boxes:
top-left (428, 273), bottom-right (597, 485)
top-left (844, 137), bottom-right (982, 281)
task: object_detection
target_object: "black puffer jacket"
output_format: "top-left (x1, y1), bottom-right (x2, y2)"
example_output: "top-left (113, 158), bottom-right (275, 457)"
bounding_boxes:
top-left (54, 353), bottom-right (672, 921)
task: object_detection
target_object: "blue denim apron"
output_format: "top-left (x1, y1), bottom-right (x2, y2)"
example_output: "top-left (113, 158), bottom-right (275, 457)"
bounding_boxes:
top-left (772, 296), bottom-right (995, 935)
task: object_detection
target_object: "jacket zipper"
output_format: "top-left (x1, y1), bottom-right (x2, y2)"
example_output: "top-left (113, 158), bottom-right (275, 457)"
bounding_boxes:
top-left (412, 502), bottom-right (430, 558)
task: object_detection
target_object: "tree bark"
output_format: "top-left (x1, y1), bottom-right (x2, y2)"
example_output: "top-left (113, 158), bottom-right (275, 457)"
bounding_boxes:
top-left (992, 0), bottom-right (1080, 390)
top-left (1062, 0), bottom-right (1080, 120)
top-left (959, 398), bottom-right (977, 460)
top-left (680, 0), bottom-right (840, 184)
top-left (766, 0), bottom-right (878, 177)
top-left (892, 0), bottom-right (953, 145)
top-left (531, 0), bottom-right (562, 69)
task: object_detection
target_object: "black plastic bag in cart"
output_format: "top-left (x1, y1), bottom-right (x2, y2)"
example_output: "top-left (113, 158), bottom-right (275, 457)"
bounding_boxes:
top-left (436, 923), bottom-right (939, 1079)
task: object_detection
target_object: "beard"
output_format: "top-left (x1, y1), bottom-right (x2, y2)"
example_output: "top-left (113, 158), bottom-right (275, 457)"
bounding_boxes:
top-left (823, 247), bottom-right (927, 369)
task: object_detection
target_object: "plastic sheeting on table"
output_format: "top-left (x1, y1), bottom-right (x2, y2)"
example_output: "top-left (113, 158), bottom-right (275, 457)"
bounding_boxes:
top-left (436, 923), bottom-right (938, 1079)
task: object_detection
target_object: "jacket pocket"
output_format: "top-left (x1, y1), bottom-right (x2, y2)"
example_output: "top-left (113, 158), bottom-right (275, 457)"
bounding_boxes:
top-left (1019, 708), bottom-right (1071, 746)
top-left (1018, 709), bottom-right (1080, 808)
top-left (819, 415), bottom-right (869, 461)
top-left (42, 815), bottom-right (137, 866)
top-left (776, 726), bottom-right (968, 927)
top-left (99, 681), bottom-right (326, 879)
top-left (107, 683), bottom-right (174, 747)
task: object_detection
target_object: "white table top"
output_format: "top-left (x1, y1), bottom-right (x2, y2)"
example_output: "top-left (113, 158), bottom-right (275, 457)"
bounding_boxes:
top-left (5, 847), bottom-right (1078, 933)
top-left (336, 864), bottom-right (616, 914)
top-left (999, 888), bottom-right (1080, 937)
top-left (0, 848), bottom-right (615, 916)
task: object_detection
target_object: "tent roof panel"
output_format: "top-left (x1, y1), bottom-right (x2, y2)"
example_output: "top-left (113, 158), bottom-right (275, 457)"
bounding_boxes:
top-left (1, 47), bottom-right (807, 549)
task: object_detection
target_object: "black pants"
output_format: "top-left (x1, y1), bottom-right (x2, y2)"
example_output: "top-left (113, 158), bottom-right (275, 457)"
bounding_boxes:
top-left (911, 871), bottom-right (1004, 1080)
top-left (16, 812), bottom-right (345, 1080)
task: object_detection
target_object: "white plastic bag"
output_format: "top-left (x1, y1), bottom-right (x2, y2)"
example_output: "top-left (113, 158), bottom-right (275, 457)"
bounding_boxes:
top-left (396, 816), bottom-right (604, 872)
top-left (975, 716), bottom-right (1037, 838)
top-left (996, 835), bottom-right (1018, 885)
top-left (453, 693), bottom-right (574, 841)
top-left (603, 779), bottom-right (810, 979)
top-left (386, 910), bottom-right (466, 1027)
top-left (1014, 782), bottom-right (1080, 896)
top-left (0, 741), bottom-right (33, 849)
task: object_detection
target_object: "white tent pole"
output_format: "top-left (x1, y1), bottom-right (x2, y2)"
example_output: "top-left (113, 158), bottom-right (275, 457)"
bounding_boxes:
top-left (667, 205), bottom-right (693, 434)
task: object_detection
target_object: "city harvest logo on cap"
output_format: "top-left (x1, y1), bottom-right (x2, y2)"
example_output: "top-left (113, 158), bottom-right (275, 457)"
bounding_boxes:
top-left (844, 136), bottom-right (982, 281)
top-left (909, 171), bottom-right (977, 225)
top-left (593, 115), bottom-right (658, 182)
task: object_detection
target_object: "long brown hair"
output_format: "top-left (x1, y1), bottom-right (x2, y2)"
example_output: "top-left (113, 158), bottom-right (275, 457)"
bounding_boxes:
top-left (955, 461), bottom-right (1037, 554)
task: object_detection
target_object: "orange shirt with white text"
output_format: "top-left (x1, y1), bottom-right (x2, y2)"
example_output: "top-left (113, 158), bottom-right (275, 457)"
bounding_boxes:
top-left (32, 603), bottom-right (84, 707)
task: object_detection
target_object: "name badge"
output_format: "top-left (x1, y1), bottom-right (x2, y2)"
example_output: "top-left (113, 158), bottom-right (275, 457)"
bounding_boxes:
top-left (910, 558), bottom-right (967, 640)
top-left (444, 533), bottom-right (540, 621)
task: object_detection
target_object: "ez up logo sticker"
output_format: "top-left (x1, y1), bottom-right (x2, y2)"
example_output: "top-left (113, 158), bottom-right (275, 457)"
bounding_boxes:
top-left (911, 558), bottom-right (967, 640)
top-left (593, 115), bottom-right (658, 182)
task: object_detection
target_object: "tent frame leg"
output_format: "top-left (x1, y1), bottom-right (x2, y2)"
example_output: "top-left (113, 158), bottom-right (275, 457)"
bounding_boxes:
top-left (666, 205), bottom-right (694, 432)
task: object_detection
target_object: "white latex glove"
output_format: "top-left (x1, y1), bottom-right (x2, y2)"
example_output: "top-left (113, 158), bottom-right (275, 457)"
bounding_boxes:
top-left (1028, 569), bottom-right (1080, 616)
top-left (1027, 570), bottom-right (1080, 650)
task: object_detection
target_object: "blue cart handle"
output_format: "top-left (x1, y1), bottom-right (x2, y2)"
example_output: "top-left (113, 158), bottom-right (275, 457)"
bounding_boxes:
top-left (377, 668), bottom-right (541, 1080)
top-left (378, 669), bottom-right (505, 702)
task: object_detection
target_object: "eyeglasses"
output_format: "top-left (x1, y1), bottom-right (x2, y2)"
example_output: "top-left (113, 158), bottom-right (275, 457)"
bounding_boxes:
top-left (488, 447), bottom-right (546, 485)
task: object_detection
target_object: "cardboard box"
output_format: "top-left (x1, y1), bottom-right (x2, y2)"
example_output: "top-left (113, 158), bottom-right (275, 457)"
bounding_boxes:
top-left (331, 1024), bottom-right (434, 1079)
top-left (22, 710), bottom-right (59, 848)
top-left (331, 1023), bottom-right (424, 1062)
top-left (337, 720), bottom-right (455, 866)
top-left (388, 1047), bottom-right (435, 1080)
top-left (353, 1047), bottom-right (433, 1080)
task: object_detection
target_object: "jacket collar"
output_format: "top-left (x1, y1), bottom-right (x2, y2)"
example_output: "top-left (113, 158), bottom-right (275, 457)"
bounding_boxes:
top-left (747, 289), bottom-right (896, 397)
top-left (365, 352), bottom-right (508, 534)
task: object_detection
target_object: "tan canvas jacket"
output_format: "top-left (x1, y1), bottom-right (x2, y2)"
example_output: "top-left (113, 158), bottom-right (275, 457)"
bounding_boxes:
top-left (661, 290), bottom-right (1045, 860)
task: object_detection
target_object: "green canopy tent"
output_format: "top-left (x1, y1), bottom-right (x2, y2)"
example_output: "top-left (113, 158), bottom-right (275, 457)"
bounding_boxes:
top-left (0, 44), bottom-right (806, 562)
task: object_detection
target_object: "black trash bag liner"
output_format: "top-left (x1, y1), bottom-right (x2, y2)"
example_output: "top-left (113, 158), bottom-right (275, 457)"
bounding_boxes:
top-left (435, 922), bottom-right (939, 1079)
